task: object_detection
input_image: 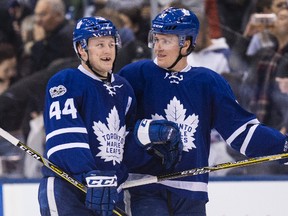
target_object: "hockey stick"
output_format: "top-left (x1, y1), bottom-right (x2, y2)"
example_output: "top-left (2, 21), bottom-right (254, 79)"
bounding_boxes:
top-left (0, 128), bottom-right (127, 216)
top-left (122, 151), bottom-right (288, 189)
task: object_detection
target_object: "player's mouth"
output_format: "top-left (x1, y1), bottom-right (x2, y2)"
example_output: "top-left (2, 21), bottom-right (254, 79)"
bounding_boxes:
top-left (157, 53), bottom-right (167, 59)
top-left (101, 57), bottom-right (112, 61)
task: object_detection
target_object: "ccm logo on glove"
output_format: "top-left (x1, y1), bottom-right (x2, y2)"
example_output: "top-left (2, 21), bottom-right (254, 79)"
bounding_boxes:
top-left (86, 175), bottom-right (117, 187)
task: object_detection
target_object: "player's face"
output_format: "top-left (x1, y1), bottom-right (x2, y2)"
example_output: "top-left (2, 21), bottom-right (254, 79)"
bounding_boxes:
top-left (87, 36), bottom-right (116, 75)
top-left (275, 77), bottom-right (288, 94)
top-left (153, 34), bottom-right (181, 68)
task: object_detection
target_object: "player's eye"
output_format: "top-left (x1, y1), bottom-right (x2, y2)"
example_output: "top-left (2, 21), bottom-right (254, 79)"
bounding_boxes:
top-left (108, 43), bottom-right (116, 48)
top-left (95, 43), bottom-right (105, 48)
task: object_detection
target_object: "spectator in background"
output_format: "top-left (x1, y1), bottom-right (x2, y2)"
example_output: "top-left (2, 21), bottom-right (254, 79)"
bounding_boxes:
top-left (138, 1), bottom-right (152, 44)
top-left (0, 43), bottom-right (17, 95)
top-left (187, 12), bottom-right (231, 74)
top-left (7, 0), bottom-right (33, 36)
top-left (163, 0), bottom-right (222, 39)
top-left (0, 57), bottom-right (79, 136)
top-left (228, 0), bottom-right (280, 78)
top-left (0, 42), bottom-right (24, 177)
top-left (83, 0), bottom-right (109, 17)
top-left (94, 7), bottom-right (151, 72)
top-left (0, 7), bottom-right (18, 46)
top-left (205, 0), bottom-right (222, 39)
top-left (18, 14), bottom-right (45, 78)
top-left (244, 0), bottom-right (287, 57)
top-left (243, 7), bottom-right (288, 130)
top-left (166, 1), bottom-right (231, 74)
top-left (31, 0), bottom-right (75, 73)
top-left (217, 0), bottom-right (253, 48)
top-left (275, 54), bottom-right (288, 134)
top-left (118, 7), bottom-right (144, 41)
top-left (224, 0), bottom-right (288, 75)
top-left (113, 7), bottom-right (151, 71)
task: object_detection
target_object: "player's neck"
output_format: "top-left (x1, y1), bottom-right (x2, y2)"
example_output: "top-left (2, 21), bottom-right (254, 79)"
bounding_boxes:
top-left (82, 63), bottom-right (109, 79)
top-left (170, 59), bottom-right (188, 72)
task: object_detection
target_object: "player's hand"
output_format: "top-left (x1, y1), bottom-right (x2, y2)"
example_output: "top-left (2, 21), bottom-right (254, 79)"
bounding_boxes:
top-left (134, 119), bottom-right (183, 169)
top-left (85, 170), bottom-right (118, 216)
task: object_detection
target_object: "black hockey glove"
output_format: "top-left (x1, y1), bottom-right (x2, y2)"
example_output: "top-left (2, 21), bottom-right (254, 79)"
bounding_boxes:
top-left (85, 170), bottom-right (118, 216)
top-left (134, 119), bottom-right (183, 169)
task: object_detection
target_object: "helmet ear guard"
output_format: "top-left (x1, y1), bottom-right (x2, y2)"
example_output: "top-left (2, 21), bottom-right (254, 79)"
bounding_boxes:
top-left (73, 39), bottom-right (88, 60)
top-left (79, 39), bottom-right (88, 50)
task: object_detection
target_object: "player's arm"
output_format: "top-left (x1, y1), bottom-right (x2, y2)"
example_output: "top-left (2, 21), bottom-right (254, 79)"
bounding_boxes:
top-left (213, 75), bottom-right (287, 157)
top-left (44, 76), bottom-right (97, 182)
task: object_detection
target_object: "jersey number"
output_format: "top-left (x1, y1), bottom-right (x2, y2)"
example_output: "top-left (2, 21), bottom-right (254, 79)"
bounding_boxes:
top-left (49, 98), bottom-right (77, 120)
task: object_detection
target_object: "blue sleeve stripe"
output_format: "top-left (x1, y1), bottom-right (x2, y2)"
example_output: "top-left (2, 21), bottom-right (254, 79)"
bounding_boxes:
top-left (226, 119), bottom-right (259, 145)
top-left (47, 142), bottom-right (90, 158)
top-left (46, 127), bottom-right (88, 142)
top-left (240, 124), bottom-right (258, 155)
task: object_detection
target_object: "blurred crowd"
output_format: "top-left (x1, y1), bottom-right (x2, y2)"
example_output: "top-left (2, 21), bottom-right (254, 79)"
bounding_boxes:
top-left (1, 0), bottom-right (288, 178)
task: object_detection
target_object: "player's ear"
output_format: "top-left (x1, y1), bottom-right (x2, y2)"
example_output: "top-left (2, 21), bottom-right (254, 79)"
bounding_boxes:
top-left (181, 40), bottom-right (191, 56)
top-left (78, 44), bottom-right (88, 61)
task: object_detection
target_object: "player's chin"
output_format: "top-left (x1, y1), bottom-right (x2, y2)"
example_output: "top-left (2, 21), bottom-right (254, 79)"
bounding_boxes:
top-left (157, 61), bottom-right (170, 69)
top-left (101, 63), bottom-right (113, 72)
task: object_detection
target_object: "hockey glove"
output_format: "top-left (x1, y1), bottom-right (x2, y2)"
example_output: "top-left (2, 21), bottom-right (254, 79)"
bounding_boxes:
top-left (85, 170), bottom-right (118, 216)
top-left (134, 119), bottom-right (183, 169)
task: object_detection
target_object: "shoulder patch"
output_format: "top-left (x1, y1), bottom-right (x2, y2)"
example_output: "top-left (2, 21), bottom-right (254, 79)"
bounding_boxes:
top-left (49, 85), bottom-right (67, 98)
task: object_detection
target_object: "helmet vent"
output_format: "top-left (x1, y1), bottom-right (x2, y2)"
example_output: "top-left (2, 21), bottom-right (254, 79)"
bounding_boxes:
top-left (164, 26), bottom-right (177, 30)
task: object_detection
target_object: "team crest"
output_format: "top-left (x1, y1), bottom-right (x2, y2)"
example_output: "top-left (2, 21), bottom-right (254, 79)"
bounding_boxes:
top-left (152, 96), bottom-right (199, 152)
top-left (92, 106), bottom-right (125, 165)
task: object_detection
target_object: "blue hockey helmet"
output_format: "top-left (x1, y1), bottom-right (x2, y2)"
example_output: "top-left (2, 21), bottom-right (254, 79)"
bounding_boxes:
top-left (148, 7), bottom-right (199, 48)
top-left (73, 16), bottom-right (121, 56)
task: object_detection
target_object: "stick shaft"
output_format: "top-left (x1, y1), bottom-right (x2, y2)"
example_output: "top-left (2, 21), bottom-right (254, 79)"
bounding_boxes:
top-left (122, 152), bottom-right (288, 189)
top-left (0, 128), bottom-right (126, 216)
top-left (0, 128), bottom-right (86, 192)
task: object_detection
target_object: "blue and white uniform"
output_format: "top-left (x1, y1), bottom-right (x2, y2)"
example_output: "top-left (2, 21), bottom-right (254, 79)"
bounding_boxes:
top-left (38, 65), bottom-right (136, 215)
top-left (119, 59), bottom-right (287, 202)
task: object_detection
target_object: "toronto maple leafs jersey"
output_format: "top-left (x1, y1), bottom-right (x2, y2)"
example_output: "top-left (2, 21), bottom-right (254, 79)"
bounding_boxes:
top-left (42, 65), bottom-right (136, 186)
top-left (119, 59), bottom-right (287, 202)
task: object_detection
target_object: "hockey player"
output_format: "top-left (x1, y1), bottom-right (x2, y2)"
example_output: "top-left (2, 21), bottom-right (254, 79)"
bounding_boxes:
top-left (119, 7), bottom-right (288, 216)
top-left (38, 16), bottom-right (182, 216)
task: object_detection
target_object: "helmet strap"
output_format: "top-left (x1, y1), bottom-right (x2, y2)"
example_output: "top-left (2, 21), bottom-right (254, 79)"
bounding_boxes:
top-left (167, 38), bottom-right (195, 70)
top-left (167, 47), bottom-right (184, 70)
top-left (85, 58), bottom-right (112, 83)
